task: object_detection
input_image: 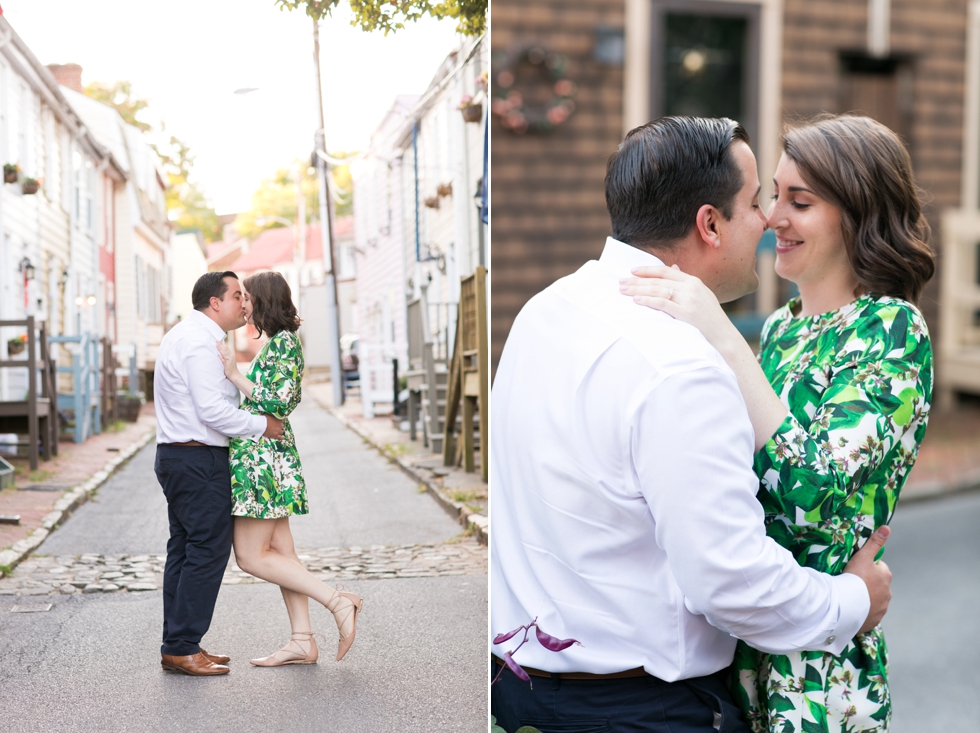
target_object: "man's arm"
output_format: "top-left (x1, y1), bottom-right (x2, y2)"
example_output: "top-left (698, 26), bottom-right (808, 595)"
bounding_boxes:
top-left (183, 334), bottom-right (269, 440)
top-left (632, 366), bottom-right (887, 656)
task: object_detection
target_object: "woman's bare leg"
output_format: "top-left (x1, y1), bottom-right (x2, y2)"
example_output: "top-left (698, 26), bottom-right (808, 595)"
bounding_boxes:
top-left (269, 519), bottom-right (312, 636)
top-left (234, 517), bottom-right (356, 641)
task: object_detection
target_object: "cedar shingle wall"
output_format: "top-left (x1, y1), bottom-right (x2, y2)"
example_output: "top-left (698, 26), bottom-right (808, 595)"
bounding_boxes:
top-left (490, 0), bottom-right (625, 373)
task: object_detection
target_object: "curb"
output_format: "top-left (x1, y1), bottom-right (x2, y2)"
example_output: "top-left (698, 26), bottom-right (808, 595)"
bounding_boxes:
top-left (900, 473), bottom-right (980, 506)
top-left (316, 399), bottom-right (488, 545)
top-left (0, 430), bottom-right (156, 578)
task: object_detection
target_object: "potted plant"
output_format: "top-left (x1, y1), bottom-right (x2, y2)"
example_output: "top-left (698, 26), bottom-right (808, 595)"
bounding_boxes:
top-left (21, 177), bottom-right (39, 195)
top-left (424, 195), bottom-right (440, 209)
top-left (3, 164), bottom-right (19, 184)
top-left (459, 94), bottom-right (483, 123)
top-left (437, 182), bottom-right (453, 197)
top-left (7, 334), bottom-right (27, 356)
top-left (117, 391), bottom-right (145, 422)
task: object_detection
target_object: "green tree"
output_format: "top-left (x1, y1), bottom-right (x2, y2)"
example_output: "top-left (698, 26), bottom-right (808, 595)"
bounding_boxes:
top-left (275, 0), bottom-right (486, 36)
top-left (235, 164), bottom-right (320, 241)
top-left (328, 151), bottom-right (354, 218)
top-left (235, 156), bottom-right (355, 240)
top-left (83, 81), bottom-right (221, 241)
top-left (156, 134), bottom-right (222, 242)
top-left (82, 80), bottom-right (152, 132)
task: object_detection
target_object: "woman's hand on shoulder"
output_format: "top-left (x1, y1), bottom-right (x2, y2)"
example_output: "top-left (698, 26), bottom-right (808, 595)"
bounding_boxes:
top-left (216, 339), bottom-right (237, 379)
top-left (619, 265), bottom-right (736, 351)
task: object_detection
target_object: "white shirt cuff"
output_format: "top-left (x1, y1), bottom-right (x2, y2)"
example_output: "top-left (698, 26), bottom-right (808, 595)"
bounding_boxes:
top-left (823, 572), bottom-right (871, 655)
top-left (246, 414), bottom-right (267, 441)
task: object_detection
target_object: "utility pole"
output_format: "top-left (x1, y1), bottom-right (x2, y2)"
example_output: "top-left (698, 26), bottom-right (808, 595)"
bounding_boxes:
top-left (312, 18), bottom-right (345, 406)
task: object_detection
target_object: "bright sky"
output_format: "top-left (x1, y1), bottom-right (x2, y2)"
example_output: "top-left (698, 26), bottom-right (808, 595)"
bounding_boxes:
top-left (1, 0), bottom-right (460, 214)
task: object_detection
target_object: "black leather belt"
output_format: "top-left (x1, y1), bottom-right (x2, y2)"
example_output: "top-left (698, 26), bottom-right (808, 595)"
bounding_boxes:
top-left (162, 441), bottom-right (226, 449)
top-left (492, 654), bottom-right (651, 680)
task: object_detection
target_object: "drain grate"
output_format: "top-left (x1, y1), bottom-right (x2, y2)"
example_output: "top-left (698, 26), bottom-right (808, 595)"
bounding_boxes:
top-left (18, 485), bottom-right (71, 492)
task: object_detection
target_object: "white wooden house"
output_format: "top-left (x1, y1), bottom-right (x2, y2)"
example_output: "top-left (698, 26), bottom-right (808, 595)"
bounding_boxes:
top-left (352, 35), bottom-right (487, 418)
top-left (170, 229), bottom-right (208, 323)
top-left (60, 83), bottom-right (171, 396)
top-left (353, 95), bottom-right (418, 415)
top-left (0, 19), bottom-right (117, 401)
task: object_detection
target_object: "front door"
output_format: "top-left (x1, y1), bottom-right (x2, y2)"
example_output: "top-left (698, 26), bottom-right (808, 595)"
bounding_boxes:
top-left (650, 0), bottom-right (761, 144)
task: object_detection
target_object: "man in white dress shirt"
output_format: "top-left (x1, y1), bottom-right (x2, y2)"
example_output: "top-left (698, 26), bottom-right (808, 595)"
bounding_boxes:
top-left (154, 271), bottom-right (284, 676)
top-left (490, 118), bottom-right (894, 731)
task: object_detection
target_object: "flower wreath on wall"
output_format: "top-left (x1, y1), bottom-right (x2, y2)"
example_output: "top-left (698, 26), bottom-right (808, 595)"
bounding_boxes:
top-left (492, 45), bottom-right (578, 134)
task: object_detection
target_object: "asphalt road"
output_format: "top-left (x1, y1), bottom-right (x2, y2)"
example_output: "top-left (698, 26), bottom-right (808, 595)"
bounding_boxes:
top-left (0, 401), bottom-right (487, 733)
top-left (885, 490), bottom-right (980, 733)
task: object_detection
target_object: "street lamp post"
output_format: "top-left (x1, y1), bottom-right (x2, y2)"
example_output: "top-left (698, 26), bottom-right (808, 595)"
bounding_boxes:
top-left (311, 18), bottom-right (345, 407)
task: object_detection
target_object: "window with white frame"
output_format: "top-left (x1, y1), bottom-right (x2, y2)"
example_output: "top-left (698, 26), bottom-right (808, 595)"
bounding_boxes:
top-left (43, 108), bottom-right (56, 201)
top-left (24, 87), bottom-right (37, 177)
top-left (135, 254), bottom-right (145, 319)
top-left (72, 150), bottom-right (94, 232)
top-left (73, 148), bottom-right (82, 223)
top-left (61, 132), bottom-right (72, 213)
top-left (8, 77), bottom-right (21, 167)
top-left (0, 62), bottom-right (6, 164)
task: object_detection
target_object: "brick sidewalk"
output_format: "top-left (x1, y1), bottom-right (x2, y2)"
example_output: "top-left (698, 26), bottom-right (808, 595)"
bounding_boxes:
top-left (0, 405), bottom-right (156, 559)
top-left (304, 380), bottom-right (488, 542)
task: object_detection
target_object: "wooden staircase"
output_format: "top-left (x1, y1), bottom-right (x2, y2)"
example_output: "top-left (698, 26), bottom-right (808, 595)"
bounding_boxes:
top-left (443, 267), bottom-right (488, 482)
top-left (405, 287), bottom-right (452, 453)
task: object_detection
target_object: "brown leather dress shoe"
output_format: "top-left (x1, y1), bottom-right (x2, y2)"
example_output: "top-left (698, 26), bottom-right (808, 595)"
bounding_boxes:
top-left (199, 648), bottom-right (230, 664)
top-left (161, 652), bottom-right (229, 676)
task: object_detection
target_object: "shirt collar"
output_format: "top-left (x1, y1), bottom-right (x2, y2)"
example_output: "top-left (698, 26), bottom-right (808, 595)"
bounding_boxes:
top-left (598, 236), bottom-right (666, 275)
top-left (189, 309), bottom-right (227, 340)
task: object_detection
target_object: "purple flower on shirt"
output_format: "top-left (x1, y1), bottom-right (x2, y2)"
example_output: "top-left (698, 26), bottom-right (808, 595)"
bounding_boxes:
top-left (491, 617), bottom-right (582, 687)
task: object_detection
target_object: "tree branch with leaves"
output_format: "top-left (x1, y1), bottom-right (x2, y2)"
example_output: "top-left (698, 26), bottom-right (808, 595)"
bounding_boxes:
top-left (274, 0), bottom-right (485, 36)
top-left (83, 81), bottom-right (221, 242)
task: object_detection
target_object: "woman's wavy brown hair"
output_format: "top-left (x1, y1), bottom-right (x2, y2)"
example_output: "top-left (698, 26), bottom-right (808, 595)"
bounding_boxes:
top-left (782, 114), bottom-right (935, 303)
top-left (242, 271), bottom-right (302, 338)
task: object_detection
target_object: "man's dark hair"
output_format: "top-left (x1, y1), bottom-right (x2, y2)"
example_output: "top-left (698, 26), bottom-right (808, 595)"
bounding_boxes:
top-left (604, 117), bottom-right (750, 250)
top-left (192, 271), bottom-right (239, 311)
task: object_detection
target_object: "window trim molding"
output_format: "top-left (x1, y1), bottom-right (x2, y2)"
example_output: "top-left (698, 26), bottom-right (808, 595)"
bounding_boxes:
top-left (624, 0), bottom-right (783, 201)
top-left (962, 0), bottom-right (980, 210)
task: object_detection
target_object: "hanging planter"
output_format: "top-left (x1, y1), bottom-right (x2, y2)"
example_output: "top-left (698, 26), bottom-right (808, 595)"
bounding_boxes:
top-left (3, 164), bottom-right (19, 184)
top-left (461, 103), bottom-right (483, 123)
top-left (22, 178), bottom-right (39, 195)
top-left (423, 195), bottom-right (440, 209)
top-left (458, 94), bottom-right (483, 123)
top-left (7, 335), bottom-right (26, 356)
top-left (437, 182), bottom-right (453, 197)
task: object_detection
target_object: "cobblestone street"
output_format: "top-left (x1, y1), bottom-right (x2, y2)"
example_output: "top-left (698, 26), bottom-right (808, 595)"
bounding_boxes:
top-left (0, 538), bottom-right (486, 598)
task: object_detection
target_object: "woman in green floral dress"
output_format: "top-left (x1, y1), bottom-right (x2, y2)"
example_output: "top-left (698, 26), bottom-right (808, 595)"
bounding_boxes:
top-left (621, 115), bottom-right (935, 732)
top-left (216, 271), bottom-right (362, 667)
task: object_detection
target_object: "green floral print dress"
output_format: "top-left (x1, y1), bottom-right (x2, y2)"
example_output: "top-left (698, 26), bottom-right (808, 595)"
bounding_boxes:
top-left (230, 330), bottom-right (308, 519)
top-left (731, 295), bottom-right (932, 733)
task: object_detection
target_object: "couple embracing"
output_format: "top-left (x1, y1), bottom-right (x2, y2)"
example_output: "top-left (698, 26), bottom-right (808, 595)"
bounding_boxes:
top-left (492, 115), bottom-right (933, 732)
top-left (154, 270), bottom-right (362, 675)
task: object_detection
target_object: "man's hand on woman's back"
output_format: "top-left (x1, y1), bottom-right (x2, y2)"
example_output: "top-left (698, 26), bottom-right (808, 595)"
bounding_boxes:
top-left (263, 415), bottom-right (284, 440)
top-left (843, 526), bottom-right (893, 633)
